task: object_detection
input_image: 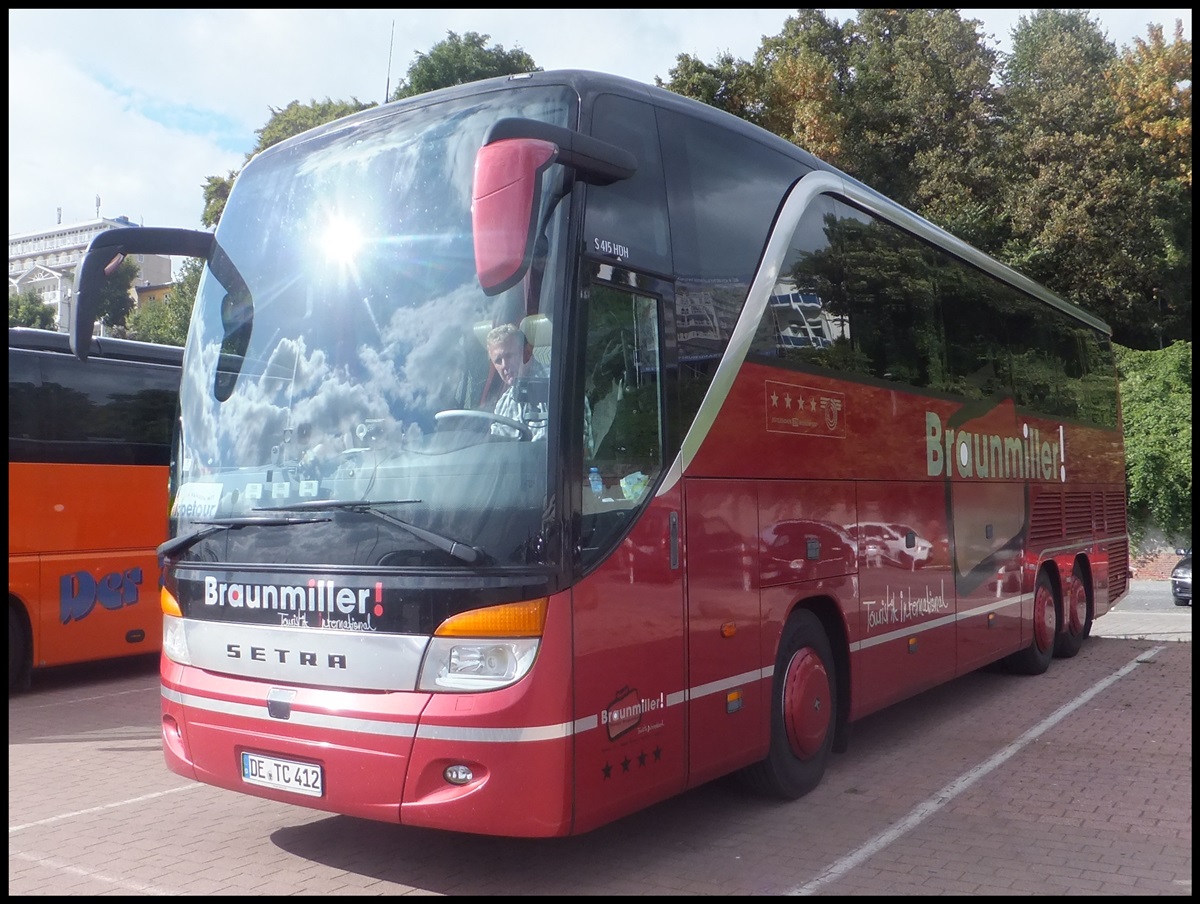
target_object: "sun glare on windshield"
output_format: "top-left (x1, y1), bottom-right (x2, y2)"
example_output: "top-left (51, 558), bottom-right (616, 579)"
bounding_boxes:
top-left (322, 215), bottom-right (365, 263)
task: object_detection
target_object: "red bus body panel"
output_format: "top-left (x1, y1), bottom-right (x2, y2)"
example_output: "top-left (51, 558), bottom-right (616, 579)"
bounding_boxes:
top-left (162, 588), bottom-right (579, 836)
top-left (568, 487), bottom-right (689, 834)
top-left (680, 362), bottom-right (1128, 723)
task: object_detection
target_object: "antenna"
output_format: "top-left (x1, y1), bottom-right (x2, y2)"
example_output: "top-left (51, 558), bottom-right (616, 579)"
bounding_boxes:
top-left (384, 20), bottom-right (395, 103)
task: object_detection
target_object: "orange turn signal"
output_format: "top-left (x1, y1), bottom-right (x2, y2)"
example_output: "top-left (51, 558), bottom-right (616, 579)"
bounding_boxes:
top-left (160, 585), bottom-right (182, 617)
top-left (434, 598), bottom-right (548, 638)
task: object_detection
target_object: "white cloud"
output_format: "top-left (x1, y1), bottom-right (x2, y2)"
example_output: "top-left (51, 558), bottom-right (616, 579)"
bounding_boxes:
top-left (8, 42), bottom-right (243, 232)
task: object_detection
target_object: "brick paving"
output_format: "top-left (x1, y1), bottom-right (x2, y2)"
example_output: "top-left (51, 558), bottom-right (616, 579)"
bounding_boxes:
top-left (9, 603), bottom-right (1191, 896)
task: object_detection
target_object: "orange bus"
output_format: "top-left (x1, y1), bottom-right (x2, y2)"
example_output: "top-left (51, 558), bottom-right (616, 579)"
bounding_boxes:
top-left (8, 327), bottom-right (182, 691)
top-left (70, 70), bottom-right (1128, 836)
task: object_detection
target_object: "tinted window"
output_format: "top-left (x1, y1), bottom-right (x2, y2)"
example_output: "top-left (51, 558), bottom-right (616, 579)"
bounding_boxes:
top-left (585, 94), bottom-right (671, 276)
top-left (9, 350), bottom-right (180, 464)
top-left (750, 193), bottom-right (1117, 427)
top-left (656, 106), bottom-right (805, 443)
top-left (658, 107), bottom-right (803, 282)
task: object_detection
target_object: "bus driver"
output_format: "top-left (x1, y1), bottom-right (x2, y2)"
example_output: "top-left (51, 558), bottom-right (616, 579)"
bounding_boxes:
top-left (485, 323), bottom-right (548, 440)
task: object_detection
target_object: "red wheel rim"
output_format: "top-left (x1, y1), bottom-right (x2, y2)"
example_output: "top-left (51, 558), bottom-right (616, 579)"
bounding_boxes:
top-left (782, 647), bottom-right (831, 760)
top-left (1034, 581), bottom-right (1056, 650)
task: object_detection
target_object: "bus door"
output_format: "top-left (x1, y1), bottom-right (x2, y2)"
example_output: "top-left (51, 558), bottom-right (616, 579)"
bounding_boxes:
top-left (569, 280), bottom-right (688, 831)
top-left (682, 477), bottom-right (765, 786)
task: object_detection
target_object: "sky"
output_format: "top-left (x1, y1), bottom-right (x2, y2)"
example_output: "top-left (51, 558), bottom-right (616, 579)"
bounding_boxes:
top-left (8, 9), bottom-right (1192, 245)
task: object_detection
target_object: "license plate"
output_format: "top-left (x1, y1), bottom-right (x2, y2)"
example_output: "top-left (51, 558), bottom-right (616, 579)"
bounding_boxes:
top-left (241, 751), bottom-right (323, 797)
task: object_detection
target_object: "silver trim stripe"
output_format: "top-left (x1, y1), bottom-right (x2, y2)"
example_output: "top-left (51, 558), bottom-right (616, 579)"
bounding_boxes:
top-left (162, 686), bottom-right (417, 737)
top-left (415, 722), bottom-right (573, 743)
top-left (689, 667), bottom-right (768, 701)
top-left (850, 593), bottom-right (1023, 652)
top-left (164, 597), bottom-right (1029, 742)
top-left (660, 171), bottom-right (846, 495)
top-left (1039, 535), bottom-right (1128, 557)
top-left (659, 167), bottom-right (1110, 499)
top-left (182, 619), bottom-right (429, 691)
top-left (163, 682), bottom-right (732, 745)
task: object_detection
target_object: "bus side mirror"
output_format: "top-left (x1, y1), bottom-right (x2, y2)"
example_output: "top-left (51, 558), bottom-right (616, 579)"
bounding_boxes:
top-left (472, 118), bottom-right (636, 297)
top-left (473, 138), bottom-right (558, 296)
top-left (72, 227), bottom-right (214, 361)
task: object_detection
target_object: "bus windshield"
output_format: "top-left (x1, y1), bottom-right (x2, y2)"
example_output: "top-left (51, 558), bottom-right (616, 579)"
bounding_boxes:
top-left (172, 86), bottom-right (576, 570)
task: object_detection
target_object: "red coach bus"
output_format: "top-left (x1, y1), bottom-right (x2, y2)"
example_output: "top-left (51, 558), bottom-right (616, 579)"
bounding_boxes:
top-left (9, 327), bottom-right (181, 691)
top-left (70, 70), bottom-right (1129, 836)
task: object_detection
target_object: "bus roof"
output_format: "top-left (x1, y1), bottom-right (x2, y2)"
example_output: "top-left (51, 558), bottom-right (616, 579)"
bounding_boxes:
top-left (8, 327), bottom-right (184, 366)
top-left (252, 69), bottom-right (1111, 337)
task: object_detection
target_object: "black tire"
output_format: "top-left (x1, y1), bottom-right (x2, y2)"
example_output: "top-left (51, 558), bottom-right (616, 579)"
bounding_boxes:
top-left (740, 609), bottom-right (837, 799)
top-left (1173, 597), bottom-right (1190, 608)
top-left (1054, 562), bottom-right (1091, 659)
top-left (9, 605), bottom-right (29, 694)
top-left (1004, 569), bottom-right (1058, 675)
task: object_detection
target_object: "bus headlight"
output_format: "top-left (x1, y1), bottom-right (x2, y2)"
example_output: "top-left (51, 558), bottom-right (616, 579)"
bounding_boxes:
top-left (161, 614), bottom-right (192, 666)
top-left (417, 637), bottom-right (539, 691)
top-left (416, 598), bottom-right (547, 692)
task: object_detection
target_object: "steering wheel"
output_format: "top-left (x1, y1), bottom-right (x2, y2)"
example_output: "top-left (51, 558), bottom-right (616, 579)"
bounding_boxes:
top-left (434, 409), bottom-right (533, 440)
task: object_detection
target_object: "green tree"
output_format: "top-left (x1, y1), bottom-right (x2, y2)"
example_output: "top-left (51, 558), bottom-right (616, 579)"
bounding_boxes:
top-left (94, 255), bottom-right (141, 332)
top-left (256, 97), bottom-right (375, 150)
top-left (8, 288), bottom-right (57, 329)
top-left (1106, 21), bottom-right (1192, 347)
top-left (660, 51), bottom-right (769, 127)
top-left (997, 10), bottom-right (1190, 350)
top-left (202, 97), bottom-right (375, 228)
top-left (1107, 20), bottom-right (1191, 187)
top-left (1116, 341), bottom-right (1192, 546)
top-left (200, 170), bottom-right (237, 230)
top-left (126, 256), bottom-right (201, 346)
top-left (390, 31), bottom-right (537, 101)
top-left (751, 10), bottom-right (850, 162)
top-left (666, 10), bottom-right (1005, 248)
top-left (662, 9), bottom-right (1189, 351)
top-left (837, 9), bottom-right (1002, 222)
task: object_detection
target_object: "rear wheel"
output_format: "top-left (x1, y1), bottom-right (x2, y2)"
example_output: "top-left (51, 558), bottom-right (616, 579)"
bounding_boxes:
top-left (1054, 562), bottom-right (1091, 658)
top-left (741, 609), bottom-right (837, 799)
top-left (1004, 569), bottom-right (1058, 675)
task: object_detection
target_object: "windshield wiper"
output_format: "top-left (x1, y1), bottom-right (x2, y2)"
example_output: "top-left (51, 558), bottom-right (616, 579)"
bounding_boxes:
top-left (257, 500), bottom-right (487, 565)
top-left (158, 513), bottom-right (332, 562)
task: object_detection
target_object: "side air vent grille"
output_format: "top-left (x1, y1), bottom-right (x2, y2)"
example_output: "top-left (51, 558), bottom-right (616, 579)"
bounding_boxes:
top-left (1103, 491), bottom-right (1127, 534)
top-left (1064, 493), bottom-right (1093, 539)
top-left (1028, 491), bottom-right (1064, 545)
top-left (1108, 539), bottom-right (1129, 598)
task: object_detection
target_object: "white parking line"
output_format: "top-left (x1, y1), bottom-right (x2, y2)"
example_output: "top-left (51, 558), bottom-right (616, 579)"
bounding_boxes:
top-left (11, 851), bottom-right (179, 896)
top-left (8, 784), bottom-right (203, 834)
top-left (787, 644), bottom-right (1167, 896)
top-left (15, 682), bottom-right (160, 711)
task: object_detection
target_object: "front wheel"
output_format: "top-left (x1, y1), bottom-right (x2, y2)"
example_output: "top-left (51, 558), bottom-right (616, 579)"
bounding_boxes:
top-left (740, 609), bottom-right (837, 799)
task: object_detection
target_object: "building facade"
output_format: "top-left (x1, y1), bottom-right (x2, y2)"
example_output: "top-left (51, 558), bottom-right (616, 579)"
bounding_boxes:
top-left (8, 216), bottom-right (173, 335)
